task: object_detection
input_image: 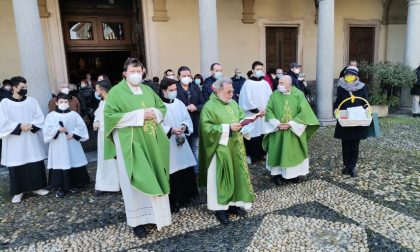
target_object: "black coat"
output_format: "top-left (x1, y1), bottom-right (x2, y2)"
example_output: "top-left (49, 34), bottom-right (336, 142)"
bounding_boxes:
top-left (176, 82), bottom-right (204, 137)
top-left (231, 76), bottom-right (246, 102)
top-left (0, 89), bottom-right (11, 102)
top-left (202, 76), bottom-right (217, 102)
top-left (287, 71), bottom-right (308, 95)
top-left (410, 66), bottom-right (420, 95)
top-left (334, 85), bottom-right (369, 140)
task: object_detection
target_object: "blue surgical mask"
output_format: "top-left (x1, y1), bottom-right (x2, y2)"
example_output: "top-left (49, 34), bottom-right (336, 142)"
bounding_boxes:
top-left (255, 70), bottom-right (264, 78)
top-left (214, 72), bottom-right (223, 80)
top-left (166, 91), bottom-right (177, 100)
top-left (94, 91), bottom-right (101, 100)
top-left (194, 79), bottom-right (201, 85)
top-left (276, 74), bottom-right (283, 79)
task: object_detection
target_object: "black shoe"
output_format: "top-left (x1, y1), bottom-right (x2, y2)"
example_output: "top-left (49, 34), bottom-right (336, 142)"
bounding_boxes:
top-left (94, 190), bottom-right (105, 196)
top-left (228, 206), bottom-right (247, 217)
top-left (55, 190), bottom-right (65, 198)
top-left (132, 225), bottom-right (148, 238)
top-left (342, 166), bottom-right (350, 175)
top-left (215, 210), bottom-right (230, 225)
top-left (70, 188), bottom-right (80, 194)
top-left (291, 177), bottom-right (301, 183)
top-left (272, 175), bottom-right (283, 186)
top-left (170, 203), bottom-right (180, 214)
top-left (349, 167), bottom-right (358, 177)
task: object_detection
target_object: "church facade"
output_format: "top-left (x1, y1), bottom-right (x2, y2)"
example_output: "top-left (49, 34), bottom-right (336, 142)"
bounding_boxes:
top-left (0, 0), bottom-right (418, 123)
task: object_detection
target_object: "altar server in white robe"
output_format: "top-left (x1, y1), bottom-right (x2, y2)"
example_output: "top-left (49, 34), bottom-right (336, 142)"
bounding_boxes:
top-left (43, 92), bottom-right (90, 198)
top-left (160, 78), bottom-right (198, 213)
top-left (93, 80), bottom-right (119, 195)
top-left (238, 61), bottom-right (273, 163)
top-left (0, 76), bottom-right (49, 203)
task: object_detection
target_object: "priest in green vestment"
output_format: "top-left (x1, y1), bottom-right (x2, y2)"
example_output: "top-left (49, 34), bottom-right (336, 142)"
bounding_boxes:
top-left (104, 57), bottom-right (171, 238)
top-left (263, 75), bottom-right (319, 185)
top-left (198, 77), bottom-right (255, 225)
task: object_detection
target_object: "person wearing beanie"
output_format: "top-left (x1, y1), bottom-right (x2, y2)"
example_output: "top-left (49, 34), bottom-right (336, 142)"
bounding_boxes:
top-left (333, 66), bottom-right (368, 177)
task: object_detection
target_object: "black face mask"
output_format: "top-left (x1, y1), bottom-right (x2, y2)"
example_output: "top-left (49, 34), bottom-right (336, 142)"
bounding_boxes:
top-left (18, 88), bottom-right (27, 97)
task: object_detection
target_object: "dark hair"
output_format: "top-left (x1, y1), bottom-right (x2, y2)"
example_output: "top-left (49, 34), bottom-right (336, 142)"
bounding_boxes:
top-left (96, 80), bottom-right (112, 92)
top-left (56, 92), bottom-right (69, 101)
top-left (267, 67), bottom-right (276, 75)
top-left (152, 77), bottom-right (160, 83)
top-left (164, 69), bottom-right (174, 76)
top-left (177, 66), bottom-right (191, 76)
top-left (160, 77), bottom-right (177, 91)
top-left (252, 61), bottom-right (264, 70)
top-left (10, 76), bottom-right (27, 87)
top-left (98, 74), bottom-right (110, 83)
top-left (123, 57), bottom-right (144, 71)
top-left (2, 79), bottom-right (11, 85)
top-left (194, 74), bottom-right (203, 83)
top-left (210, 63), bottom-right (221, 71)
top-left (246, 70), bottom-right (253, 78)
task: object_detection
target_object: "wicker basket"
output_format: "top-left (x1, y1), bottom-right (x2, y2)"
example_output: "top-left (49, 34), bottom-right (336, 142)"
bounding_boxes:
top-left (335, 95), bottom-right (372, 127)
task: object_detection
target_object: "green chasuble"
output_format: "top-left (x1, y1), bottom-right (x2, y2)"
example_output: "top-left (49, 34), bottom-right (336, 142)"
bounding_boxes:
top-left (104, 80), bottom-right (170, 196)
top-left (263, 87), bottom-right (320, 168)
top-left (198, 93), bottom-right (255, 205)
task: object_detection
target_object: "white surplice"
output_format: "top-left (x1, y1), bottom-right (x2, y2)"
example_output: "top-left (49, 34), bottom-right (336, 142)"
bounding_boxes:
top-left (265, 118), bottom-right (310, 179)
top-left (206, 124), bottom-right (252, 211)
top-left (111, 83), bottom-right (171, 230)
top-left (238, 79), bottom-right (273, 138)
top-left (0, 97), bottom-right (46, 166)
top-left (161, 98), bottom-right (197, 174)
top-left (94, 100), bottom-right (120, 192)
top-left (43, 111), bottom-right (89, 169)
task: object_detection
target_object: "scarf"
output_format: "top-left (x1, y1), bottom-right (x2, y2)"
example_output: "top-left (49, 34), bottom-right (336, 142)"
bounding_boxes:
top-left (338, 77), bottom-right (365, 92)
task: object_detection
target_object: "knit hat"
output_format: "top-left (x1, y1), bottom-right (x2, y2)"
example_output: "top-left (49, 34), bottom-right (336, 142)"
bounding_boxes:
top-left (345, 66), bottom-right (359, 76)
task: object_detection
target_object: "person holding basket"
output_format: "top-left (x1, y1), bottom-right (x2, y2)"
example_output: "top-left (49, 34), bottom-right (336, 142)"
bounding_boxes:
top-left (334, 66), bottom-right (369, 177)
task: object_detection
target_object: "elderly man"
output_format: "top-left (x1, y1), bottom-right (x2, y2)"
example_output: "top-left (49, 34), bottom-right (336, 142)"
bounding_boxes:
top-left (48, 82), bottom-right (80, 113)
top-left (198, 77), bottom-right (255, 225)
top-left (263, 75), bottom-right (319, 185)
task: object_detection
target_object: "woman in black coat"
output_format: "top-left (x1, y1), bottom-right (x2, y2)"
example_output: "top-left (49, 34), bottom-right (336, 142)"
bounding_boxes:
top-left (334, 66), bottom-right (368, 177)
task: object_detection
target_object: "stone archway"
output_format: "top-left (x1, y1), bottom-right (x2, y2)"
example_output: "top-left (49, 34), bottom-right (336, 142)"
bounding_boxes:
top-left (382, 0), bottom-right (408, 24)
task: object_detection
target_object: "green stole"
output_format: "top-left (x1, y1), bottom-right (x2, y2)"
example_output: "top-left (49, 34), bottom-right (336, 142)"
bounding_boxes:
top-left (198, 93), bottom-right (255, 205)
top-left (104, 80), bottom-right (170, 196)
top-left (263, 86), bottom-right (320, 168)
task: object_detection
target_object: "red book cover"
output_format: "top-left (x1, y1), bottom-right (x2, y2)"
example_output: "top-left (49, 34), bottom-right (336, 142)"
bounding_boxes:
top-left (240, 112), bottom-right (264, 126)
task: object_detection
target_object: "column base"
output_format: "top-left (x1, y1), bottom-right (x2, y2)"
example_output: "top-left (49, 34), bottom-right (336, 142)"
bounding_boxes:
top-left (318, 118), bottom-right (337, 127)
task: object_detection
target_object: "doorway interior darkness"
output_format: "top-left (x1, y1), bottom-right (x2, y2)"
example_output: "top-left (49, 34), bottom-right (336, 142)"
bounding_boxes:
top-left (59, 0), bottom-right (146, 85)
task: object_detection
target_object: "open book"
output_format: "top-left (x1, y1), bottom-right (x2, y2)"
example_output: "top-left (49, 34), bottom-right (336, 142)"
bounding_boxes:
top-left (240, 112), bottom-right (264, 126)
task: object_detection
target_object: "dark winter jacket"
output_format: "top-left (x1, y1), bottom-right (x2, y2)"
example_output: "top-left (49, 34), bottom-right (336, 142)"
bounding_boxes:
top-left (202, 76), bottom-right (217, 102)
top-left (176, 82), bottom-right (204, 137)
top-left (410, 66), bottom-right (420, 96)
top-left (231, 76), bottom-right (246, 102)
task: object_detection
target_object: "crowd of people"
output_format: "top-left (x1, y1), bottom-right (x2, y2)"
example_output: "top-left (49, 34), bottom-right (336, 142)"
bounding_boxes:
top-left (0, 57), bottom-right (380, 238)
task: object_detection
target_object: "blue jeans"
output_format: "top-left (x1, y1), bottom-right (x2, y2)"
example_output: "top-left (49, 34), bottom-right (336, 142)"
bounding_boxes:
top-left (188, 136), bottom-right (199, 175)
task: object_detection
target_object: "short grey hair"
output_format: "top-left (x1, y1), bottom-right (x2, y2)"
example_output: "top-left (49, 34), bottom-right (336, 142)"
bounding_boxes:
top-left (212, 77), bottom-right (232, 91)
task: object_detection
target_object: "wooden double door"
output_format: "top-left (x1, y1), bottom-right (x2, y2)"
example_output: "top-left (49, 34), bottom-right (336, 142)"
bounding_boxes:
top-left (266, 27), bottom-right (298, 71)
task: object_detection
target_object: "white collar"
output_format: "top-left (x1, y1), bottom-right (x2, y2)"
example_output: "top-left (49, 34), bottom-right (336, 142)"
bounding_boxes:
top-left (127, 82), bottom-right (143, 95)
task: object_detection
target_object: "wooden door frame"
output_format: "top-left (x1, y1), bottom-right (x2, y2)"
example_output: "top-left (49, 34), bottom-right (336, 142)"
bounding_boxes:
top-left (343, 19), bottom-right (381, 66)
top-left (258, 19), bottom-right (304, 71)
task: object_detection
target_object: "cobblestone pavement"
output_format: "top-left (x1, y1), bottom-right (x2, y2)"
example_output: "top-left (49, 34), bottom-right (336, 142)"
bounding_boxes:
top-left (1, 116), bottom-right (419, 251)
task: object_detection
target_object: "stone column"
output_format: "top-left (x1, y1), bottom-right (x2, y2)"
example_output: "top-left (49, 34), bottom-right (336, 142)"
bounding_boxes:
top-left (199, 0), bottom-right (219, 78)
top-left (316, 0), bottom-right (336, 125)
top-left (12, 0), bottom-right (51, 113)
top-left (402, 0), bottom-right (420, 107)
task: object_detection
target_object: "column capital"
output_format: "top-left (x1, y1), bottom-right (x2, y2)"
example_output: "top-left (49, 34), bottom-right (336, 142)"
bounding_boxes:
top-left (152, 0), bottom-right (169, 22)
top-left (242, 0), bottom-right (256, 24)
top-left (407, 0), bottom-right (420, 6)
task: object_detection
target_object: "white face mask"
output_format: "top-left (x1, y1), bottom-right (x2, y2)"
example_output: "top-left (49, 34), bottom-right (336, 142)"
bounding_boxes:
top-left (255, 70), bottom-right (264, 78)
top-left (278, 85), bottom-right (287, 93)
top-left (167, 75), bottom-right (176, 80)
top-left (276, 74), bottom-right (283, 79)
top-left (61, 87), bottom-right (70, 94)
top-left (214, 72), bottom-right (223, 80)
top-left (293, 69), bottom-right (300, 74)
top-left (181, 77), bottom-right (192, 85)
top-left (81, 83), bottom-right (87, 88)
top-left (166, 91), bottom-right (177, 100)
top-left (58, 103), bottom-right (69, 111)
top-left (4, 86), bottom-right (11, 91)
top-left (127, 73), bottom-right (142, 86)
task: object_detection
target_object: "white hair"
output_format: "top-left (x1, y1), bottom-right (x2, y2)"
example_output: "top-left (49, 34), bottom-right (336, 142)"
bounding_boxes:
top-left (212, 77), bottom-right (232, 91)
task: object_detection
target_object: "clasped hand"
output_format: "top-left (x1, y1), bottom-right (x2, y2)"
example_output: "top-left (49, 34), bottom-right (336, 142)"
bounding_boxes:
top-left (144, 109), bottom-right (156, 120)
top-left (20, 123), bottom-right (33, 132)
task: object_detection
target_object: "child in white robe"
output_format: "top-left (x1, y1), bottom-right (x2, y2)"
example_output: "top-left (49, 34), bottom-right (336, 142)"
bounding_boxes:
top-left (93, 80), bottom-right (119, 195)
top-left (43, 93), bottom-right (90, 198)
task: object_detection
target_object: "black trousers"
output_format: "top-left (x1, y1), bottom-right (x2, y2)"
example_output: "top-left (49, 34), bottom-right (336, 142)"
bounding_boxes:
top-left (341, 140), bottom-right (360, 169)
top-left (244, 135), bottom-right (266, 160)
